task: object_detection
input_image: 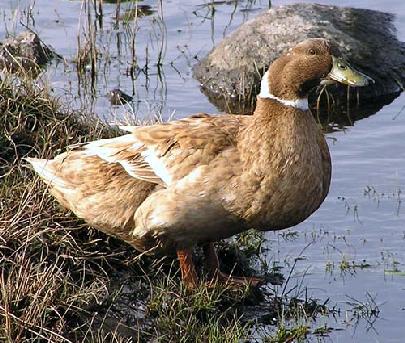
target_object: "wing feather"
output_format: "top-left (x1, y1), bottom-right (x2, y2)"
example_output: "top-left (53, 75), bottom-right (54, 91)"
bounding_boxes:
top-left (84, 115), bottom-right (247, 186)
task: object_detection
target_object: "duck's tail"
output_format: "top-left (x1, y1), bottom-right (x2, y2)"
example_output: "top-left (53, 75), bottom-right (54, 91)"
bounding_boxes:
top-left (25, 157), bottom-right (68, 189)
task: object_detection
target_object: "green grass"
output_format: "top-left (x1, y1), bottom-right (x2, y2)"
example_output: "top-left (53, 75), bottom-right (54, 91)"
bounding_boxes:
top-left (263, 325), bottom-right (309, 343)
top-left (146, 275), bottom-right (252, 342)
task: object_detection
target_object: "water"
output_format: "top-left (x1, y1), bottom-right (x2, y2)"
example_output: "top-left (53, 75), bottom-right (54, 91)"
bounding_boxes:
top-left (1, 0), bottom-right (404, 341)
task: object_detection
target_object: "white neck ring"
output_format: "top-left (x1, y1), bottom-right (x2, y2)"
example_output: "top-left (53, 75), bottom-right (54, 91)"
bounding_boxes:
top-left (257, 70), bottom-right (309, 111)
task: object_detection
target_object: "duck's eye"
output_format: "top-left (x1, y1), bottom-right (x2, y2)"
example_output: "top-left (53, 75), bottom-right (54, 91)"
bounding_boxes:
top-left (308, 48), bottom-right (316, 55)
top-left (338, 62), bottom-right (347, 70)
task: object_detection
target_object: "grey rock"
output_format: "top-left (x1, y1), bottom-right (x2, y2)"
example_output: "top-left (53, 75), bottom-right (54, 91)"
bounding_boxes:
top-left (0, 31), bottom-right (55, 75)
top-left (193, 3), bottom-right (405, 113)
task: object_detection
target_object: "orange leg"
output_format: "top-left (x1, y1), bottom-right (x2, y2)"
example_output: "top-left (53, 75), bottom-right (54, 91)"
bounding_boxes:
top-left (177, 249), bottom-right (198, 290)
top-left (204, 242), bottom-right (263, 287)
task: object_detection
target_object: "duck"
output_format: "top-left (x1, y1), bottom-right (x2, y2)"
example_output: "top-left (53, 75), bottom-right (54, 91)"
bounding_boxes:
top-left (26, 38), bottom-right (371, 289)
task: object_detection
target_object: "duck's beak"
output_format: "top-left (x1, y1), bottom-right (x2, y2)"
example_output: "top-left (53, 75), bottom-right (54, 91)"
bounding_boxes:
top-left (321, 56), bottom-right (374, 87)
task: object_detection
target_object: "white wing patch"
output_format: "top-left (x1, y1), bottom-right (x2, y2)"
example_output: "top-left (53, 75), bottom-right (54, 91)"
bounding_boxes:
top-left (141, 147), bottom-right (172, 186)
top-left (83, 134), bottom-right (171, 186)
top-left (82, 130), bottom-right (206, 188)
top-left (84, 134), bottom-right (141, 163)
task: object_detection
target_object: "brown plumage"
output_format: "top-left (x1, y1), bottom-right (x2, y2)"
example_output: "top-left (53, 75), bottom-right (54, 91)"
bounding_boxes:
top-left (27, 38), bottom-right (370, 288)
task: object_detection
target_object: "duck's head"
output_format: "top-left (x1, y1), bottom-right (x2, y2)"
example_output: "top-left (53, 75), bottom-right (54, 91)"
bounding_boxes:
top-left (258, 38), bottom-right (373, 110)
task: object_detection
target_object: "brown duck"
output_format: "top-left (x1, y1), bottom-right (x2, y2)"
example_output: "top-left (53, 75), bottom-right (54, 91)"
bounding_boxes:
top-left (27, 38), bottom-right (371, 289)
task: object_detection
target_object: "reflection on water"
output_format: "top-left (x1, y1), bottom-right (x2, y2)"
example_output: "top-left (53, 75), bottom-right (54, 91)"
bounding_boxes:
top-left (0, 0), bottom-right (404, 342)
top-left (312, 91), bottom-right (400, 132)
top-left (0, 0), bottom-right (274, 122)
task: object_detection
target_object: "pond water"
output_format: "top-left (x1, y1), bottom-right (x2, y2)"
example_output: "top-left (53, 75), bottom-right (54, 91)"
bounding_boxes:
top-left (1, 0), bottom-right (404, 342)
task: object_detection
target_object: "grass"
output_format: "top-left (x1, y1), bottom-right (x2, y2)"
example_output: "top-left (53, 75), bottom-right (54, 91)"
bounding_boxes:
top-left (263, 325), bottom-right (309, 343)
top-left (146, 276), bottom-right (252, 342)
top-left (0, 75), bottom-right (116, 172)
top-left (0, 74), bottom-right (135, 342)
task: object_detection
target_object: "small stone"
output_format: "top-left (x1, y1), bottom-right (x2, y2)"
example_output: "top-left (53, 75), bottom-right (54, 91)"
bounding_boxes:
top-left (109, 88), bottom-right (133, 105)
top-left (0, 31), bottom-right (55, 76)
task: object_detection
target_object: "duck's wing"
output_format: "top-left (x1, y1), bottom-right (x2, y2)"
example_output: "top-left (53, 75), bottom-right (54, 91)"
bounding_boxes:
top-left (84, 114), bottom-right (247, 187)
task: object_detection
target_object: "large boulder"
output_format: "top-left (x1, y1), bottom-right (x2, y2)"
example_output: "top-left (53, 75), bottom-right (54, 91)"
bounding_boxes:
top-left (193, 3), bottom-right (405, 113)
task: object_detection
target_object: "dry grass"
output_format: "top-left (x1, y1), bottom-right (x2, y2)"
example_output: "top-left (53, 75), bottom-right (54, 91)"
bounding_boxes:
top-left (0, 75), bottom-right (141, 342)
top-left (0, 76), bottom-right (117, 172)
